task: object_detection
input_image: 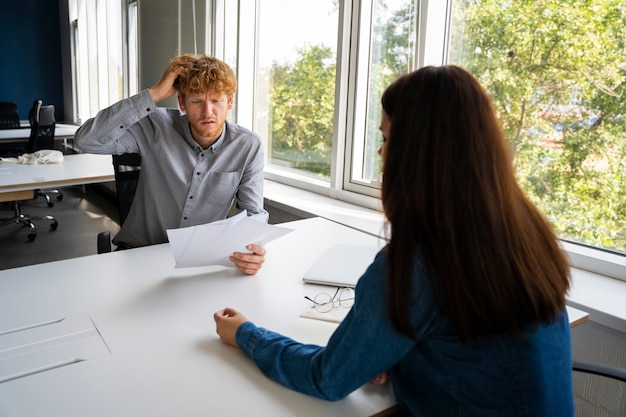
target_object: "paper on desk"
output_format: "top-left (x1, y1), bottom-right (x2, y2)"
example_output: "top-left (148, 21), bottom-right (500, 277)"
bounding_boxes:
top-left (166, 211), bottom-right (293, 268)
top-left (284, 306), bottom-right (349, 345)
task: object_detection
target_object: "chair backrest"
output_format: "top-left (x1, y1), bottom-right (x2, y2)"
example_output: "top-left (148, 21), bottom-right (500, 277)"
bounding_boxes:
top-left (0, 101), bottom-right (20, 129)
top-left (28, 102), bottom-right (56, 153)
top-left (112, 153), bottom-right (142, 226)
top-left (28, 99), bottom-right (42, 126)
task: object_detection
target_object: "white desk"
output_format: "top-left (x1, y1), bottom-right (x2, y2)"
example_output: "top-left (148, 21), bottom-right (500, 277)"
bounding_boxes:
top-left (0, 217), bottom-right (588, 416)
top-left (0, 217), bottom-right (397, 417)
top-left (0, 123), bottom-right (79, 143)
top-left (0, 153), bottom-right (114, 202)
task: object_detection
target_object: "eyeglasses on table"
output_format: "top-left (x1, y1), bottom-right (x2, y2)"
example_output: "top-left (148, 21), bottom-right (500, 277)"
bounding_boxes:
top-left (304, 287), bottom-right (355, 313)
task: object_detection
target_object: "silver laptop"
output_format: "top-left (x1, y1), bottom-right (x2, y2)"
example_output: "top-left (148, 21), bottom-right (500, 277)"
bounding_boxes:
top-left (302, 244), bottom-right (381, 288)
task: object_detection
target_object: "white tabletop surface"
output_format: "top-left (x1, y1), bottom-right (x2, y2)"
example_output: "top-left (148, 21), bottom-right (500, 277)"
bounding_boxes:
top-left (0, 217), bottom-right (396, 417)
top-left (0, 153), bottom-right (114, 193)
top-left (0, 123), bottom-right (79, 141)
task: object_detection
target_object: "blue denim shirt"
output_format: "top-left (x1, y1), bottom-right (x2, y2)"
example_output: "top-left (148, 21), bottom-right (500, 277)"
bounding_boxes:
top-left (236, 249), bottom-right (574, 416)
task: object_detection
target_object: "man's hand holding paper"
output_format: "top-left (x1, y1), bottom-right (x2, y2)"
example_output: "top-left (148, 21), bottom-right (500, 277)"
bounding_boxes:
top-left (166, 211), bottom-right (292, 271)
top-left (230, 243), bottom-right (266, 275)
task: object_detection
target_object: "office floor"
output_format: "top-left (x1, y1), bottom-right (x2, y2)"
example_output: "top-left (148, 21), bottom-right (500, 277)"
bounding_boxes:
top-left (0, 185), bottom-right (120, 270)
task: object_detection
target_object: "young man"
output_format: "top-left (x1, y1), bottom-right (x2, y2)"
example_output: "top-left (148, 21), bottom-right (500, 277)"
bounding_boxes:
top-left (74, 54), bottom-right (268, 275)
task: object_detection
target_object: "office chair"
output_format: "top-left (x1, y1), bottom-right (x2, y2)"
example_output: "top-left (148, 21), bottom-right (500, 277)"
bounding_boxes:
top-left (0, 101), bottom-right (26, 157)
top-left (97, 153), bottom-right (142, 253)
top-left (0, 101), bottom-right (20, 129)
top-left (0, 191), bottom-right (59, 241)
top-left (573, 359), bottom-right (626, 415)
top-left (27, 100), bottom-right (64, 207)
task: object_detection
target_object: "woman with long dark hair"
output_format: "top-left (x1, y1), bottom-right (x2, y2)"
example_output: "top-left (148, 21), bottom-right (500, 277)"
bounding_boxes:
top-left (214, 66), bottom-right (573, 416)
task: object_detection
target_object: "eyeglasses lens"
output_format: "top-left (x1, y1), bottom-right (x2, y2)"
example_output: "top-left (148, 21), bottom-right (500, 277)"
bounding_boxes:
top-left (339, 288), bottom-right (355, 308)
top-left (313, 293), bottom-right (334, 313)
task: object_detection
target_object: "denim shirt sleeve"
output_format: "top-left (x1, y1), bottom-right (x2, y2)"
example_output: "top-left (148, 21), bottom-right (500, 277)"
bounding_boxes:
top-left (235, 250), bottom-right (436, 401)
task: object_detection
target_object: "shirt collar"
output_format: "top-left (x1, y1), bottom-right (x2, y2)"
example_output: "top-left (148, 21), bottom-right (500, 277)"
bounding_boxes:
top-left (207, 123), bottom-right (227, 153)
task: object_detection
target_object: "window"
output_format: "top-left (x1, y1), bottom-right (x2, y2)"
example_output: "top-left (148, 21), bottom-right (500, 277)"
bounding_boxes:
top-left (127, 0), bottom-right (139, 97)
top-left (345, 0), bottom-right (418, 196)
top-left (68, 0), bottom-right (137, 123)
top-left (228, 0), bottom-right (420, 204)
top-left (223, 0), bottom-right (624, 278)
top-left (255, 0), bottom-right (339, 184)
top-left (212, 0), bottom-right (239, 119)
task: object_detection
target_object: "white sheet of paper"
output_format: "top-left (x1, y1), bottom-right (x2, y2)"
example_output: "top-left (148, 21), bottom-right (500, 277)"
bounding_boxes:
top-left (283, 306), bottom-right (349, 345)
top-left (166, 211), bottom-right (293, 268)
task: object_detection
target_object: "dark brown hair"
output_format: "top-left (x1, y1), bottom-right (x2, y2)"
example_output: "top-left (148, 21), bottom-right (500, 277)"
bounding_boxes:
top-left (168, 54), bottom-right (237, 98)
top-left (381, 66), bottom-right (570, 341)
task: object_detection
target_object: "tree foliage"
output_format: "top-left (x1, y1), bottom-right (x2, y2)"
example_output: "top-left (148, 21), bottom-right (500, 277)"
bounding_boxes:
top-left (449, 0), bottom-right (626, 254)
top-left (266, 0), bottom-right (626, 254)
top-left (268, 45), bottom-right (336, 176)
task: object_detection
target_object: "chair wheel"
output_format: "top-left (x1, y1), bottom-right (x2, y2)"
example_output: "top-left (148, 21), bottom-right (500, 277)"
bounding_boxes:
top-left (28, 232), bottom-right (36, 241)
top-left (57, 194), bottom-right (63, 201)
top-left (50, 221), bottom-right (59, 230)
top-left (47, 201), bottom-right (55, 207)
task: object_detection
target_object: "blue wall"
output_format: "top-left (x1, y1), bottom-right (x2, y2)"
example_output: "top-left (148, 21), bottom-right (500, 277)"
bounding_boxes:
top-left (0, 0), bottom-right (65, 122)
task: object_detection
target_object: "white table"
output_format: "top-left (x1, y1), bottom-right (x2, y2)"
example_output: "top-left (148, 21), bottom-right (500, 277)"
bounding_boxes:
top-left (0, 216), bottom-right (589, 416)
top-left (0, 153), bottom-right (114, 202)
top-left (0, 123), bottom-right (79, 144)
top-left (0, 217), bottom-right (397, 417)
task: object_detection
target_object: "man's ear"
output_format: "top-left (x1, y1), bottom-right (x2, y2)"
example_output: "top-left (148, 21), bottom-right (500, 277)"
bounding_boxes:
top-left (227, 95), bottom-right (234, 110)
top-left (177, 94), bottom-right (186, 113)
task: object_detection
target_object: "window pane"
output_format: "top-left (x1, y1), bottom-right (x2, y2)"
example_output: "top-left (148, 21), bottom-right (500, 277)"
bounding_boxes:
top-left (71, 0), bottom-right (124, 122)
top-left (255, 0), bottom-right (339, 180)
top-left (448, 1), bottom-right (626, 255)
top-left (222, 1), bottom-right (239, 122)
top-left (349, 0), bottom-right (417, 188)
top-left (127, 0), bottom-right (139, 96)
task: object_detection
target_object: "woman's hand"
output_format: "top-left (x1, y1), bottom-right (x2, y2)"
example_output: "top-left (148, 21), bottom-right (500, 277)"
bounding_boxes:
top-left (371, 371), bottom-right (389, 385)
top-left (214, 307), bottom-right (249, 348)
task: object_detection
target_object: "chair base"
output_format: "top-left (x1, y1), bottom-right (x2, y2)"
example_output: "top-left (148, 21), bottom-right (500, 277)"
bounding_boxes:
top-left (36, 188), bottom-right (64, 207)
top-left (0, 201), bottom-right (58, 241)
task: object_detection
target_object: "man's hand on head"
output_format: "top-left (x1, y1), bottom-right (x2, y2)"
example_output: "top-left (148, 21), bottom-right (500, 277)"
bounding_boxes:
top-left (149, 63), bottom-right (184, 103)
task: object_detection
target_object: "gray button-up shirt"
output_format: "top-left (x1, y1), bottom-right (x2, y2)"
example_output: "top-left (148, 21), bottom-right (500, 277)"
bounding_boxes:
top-left (74, 89), bottom-right (268, 248)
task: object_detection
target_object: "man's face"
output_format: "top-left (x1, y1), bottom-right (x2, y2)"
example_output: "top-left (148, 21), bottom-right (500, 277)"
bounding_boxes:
top-left (178, 90), bottom-right (234, 146)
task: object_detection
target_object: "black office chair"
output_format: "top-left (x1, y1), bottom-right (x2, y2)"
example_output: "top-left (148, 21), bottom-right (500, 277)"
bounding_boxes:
top-left (0, 101), bottom-right (20, 129)
top-left (27, 100), bottom-right (64, 207)
top-left (97, 153), bottom-right (142, 253)
top-left (573, 359), bottom-right (626, 415)
top-left (0, 101), bottom-right (26, 157)
top-left (0, 191), bottom-right (59, 241)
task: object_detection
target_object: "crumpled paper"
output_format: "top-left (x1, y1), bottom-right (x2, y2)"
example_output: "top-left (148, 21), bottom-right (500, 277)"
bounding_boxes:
top-left (0, 149), bottom-right (64, 164)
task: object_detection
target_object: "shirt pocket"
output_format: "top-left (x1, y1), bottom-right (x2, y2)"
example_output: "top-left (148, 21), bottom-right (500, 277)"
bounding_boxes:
top-left (207, 171), bottom-right (240, 202)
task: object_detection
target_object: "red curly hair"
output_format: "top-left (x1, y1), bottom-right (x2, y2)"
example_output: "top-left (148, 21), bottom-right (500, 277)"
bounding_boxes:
top-left (169, 54), bottom-right (237, 98)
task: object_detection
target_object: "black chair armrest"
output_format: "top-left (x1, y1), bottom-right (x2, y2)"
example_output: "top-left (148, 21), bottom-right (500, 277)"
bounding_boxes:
top-left (573, 359), bottom-right (626, 383)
